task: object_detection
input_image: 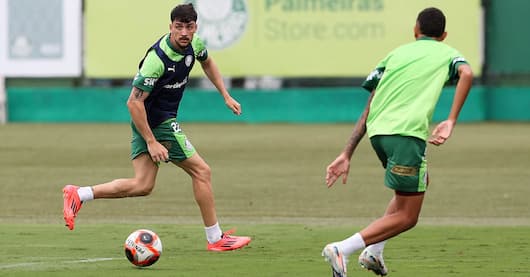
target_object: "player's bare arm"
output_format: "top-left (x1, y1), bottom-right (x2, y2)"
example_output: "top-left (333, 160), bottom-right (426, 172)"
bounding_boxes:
top-left (429, 64), bottom-right (473, 146)
top-left (126, 86), bottom-right (168, 162)
top-left (326, 91), bottom-right (375, 187)
top-left (343, 90), bottom-right (375, 159)
top-left (200, 57), bottom-right (242, 115)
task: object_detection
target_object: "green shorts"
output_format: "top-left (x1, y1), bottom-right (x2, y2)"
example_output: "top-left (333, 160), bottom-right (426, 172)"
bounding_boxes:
top-left (370, 135), bottom-right (428, 193)
top-left (131, 118), bottom-right (196, 162)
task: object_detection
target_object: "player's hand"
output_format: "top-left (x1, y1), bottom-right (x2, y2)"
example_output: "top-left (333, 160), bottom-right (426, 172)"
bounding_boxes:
top-left (147, 141), bottom-right (169, 163)
top-left (225, 96), bottom-right (242, 115)
top-left (428, 120), bottom-right (455, 146)
top-left (325, 153), bottom-right (351, 188)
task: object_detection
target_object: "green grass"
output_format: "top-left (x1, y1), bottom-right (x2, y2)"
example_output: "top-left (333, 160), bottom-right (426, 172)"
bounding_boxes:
top-left (2, 224), bottom-right (529, 276)
top-left (0, 122), bottom-right (529, 276)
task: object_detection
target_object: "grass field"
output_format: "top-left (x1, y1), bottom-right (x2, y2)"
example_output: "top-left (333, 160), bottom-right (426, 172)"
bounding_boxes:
top-left (1, 122), bottom-right (529, 276)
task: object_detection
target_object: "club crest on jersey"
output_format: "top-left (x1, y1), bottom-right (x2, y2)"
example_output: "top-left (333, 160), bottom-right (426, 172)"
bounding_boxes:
top-left (185, 0), bottom-right (248, 50)
top-left (185, 55), bottom-right (193, 67)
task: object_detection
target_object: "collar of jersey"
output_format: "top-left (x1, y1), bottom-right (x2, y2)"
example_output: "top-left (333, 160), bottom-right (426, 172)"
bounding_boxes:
top-left (416, 36), bottom-right (437, 41)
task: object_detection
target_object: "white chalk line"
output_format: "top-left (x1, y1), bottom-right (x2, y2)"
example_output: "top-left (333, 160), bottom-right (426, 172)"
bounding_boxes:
top-left (0, 257), bottom-right (120, 270)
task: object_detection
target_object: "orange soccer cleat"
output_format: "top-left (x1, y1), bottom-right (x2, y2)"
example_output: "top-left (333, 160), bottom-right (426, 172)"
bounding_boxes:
top-left (62, 185), bottom-right (83, 230)
top-left (207, 229), bottom-right (251, 252)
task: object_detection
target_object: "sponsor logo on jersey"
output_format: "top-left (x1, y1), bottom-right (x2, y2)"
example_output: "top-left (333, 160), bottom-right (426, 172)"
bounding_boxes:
top-left (186, 0), bottom-right (248, 50)
top-left (143, 78), bottom-right (157, 87)
top-left (390, 165), bottom-right (418, 176)
top-left (163, 76), bottom-right (188, 89)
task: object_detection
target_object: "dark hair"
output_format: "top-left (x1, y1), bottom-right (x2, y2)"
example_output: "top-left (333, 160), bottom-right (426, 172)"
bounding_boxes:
top-left (170, 3), bottom-right (197, 23)
top-left (417, 7), bottom-right (446, 37)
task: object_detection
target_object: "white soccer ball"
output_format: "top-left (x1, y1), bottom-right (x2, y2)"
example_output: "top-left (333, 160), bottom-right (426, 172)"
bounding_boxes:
top-left (124, 229), bottom-right (163, 267)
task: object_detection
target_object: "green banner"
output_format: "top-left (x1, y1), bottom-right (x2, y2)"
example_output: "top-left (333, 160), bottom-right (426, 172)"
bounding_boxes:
top-left (8, 87), bottom-right (498, 123)
top-left (85, 0), bottom-right (481, 78)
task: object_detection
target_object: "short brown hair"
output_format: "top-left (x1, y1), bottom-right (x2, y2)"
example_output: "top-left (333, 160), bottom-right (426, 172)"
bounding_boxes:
top-left (170, 3), bottom-right (197, 23)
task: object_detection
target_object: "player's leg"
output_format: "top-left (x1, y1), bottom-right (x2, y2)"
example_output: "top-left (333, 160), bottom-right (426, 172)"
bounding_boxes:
top-left (357, 193), bottom-right (423, 276)
top-left (174, 153), bottom-right (216, 226)
top-left (174, 152), bottom-right (251, 251)
top-left (365, 195), bottom-right (398, 252)
top-left (324, 135), bottom-right (427, 274)
top-left (163, 120), bottom-right (250, 251)
top-left (359, 135), bottom-right (427, 275)
top-left (92, 153), bottom-right (159, 198)
top-left (360, 135), bottom-right (427, 244)
top-left (358, 196), bottom-right (396, 276)
top-left (62, 153), bottom-right (158, 230)
top-left (361, 192), bottom-right (424, 244)
top-left (63, 122), bottom-right (162, 230)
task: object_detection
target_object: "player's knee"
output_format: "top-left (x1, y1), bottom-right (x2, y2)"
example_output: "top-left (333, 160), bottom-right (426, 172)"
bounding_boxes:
top-left (403, 215), bottom-right (419, 229)
top-left (194, 163), bottom-right (211, 182)
top-left (130, 180), bottom-right (155, 196)
top-left (136, 185), bottom-right (154, 196)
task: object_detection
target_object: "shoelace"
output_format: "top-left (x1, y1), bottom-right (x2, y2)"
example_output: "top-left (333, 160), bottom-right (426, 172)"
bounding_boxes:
top-left (222, 229), bottom-right (236, 237)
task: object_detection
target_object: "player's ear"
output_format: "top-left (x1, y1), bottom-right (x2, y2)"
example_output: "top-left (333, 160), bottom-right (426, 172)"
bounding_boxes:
top-left (437, 31), bottom-right (447, 41)
top-left (413, 22), bottom-right (420, 39)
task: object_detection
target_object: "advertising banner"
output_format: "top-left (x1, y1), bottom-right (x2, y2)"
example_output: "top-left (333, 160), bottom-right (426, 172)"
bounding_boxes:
top-left (85, 0), bottom-right (481, 78)
top-left (0, 0), bottom-right (82, 77)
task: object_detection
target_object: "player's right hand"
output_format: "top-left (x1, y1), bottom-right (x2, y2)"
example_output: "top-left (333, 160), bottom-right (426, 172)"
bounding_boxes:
top-left (147, 141), bottom-right (169, 163)
top-left (325, 153), bottom-right (351, 188)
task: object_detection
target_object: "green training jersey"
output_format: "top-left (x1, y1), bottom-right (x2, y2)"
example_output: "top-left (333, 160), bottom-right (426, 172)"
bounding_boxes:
top-left (132, 34), bottom-right (208, 92)
top-left (362, 37), bottom-right (468, 141)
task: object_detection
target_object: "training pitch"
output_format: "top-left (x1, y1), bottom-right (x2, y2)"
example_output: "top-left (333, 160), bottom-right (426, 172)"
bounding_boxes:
top-left (0, 123), bottom-right (529, 276)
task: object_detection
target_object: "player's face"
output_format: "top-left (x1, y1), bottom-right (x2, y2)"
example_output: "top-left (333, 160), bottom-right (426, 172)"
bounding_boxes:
top-left (169, 20), bottom-right (197, 49)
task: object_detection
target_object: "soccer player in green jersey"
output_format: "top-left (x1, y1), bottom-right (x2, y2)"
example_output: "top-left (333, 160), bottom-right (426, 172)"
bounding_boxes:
top-left (322, 7), bottom-right (473, 276)
top-left (62, 3), bottom-right (251, 252)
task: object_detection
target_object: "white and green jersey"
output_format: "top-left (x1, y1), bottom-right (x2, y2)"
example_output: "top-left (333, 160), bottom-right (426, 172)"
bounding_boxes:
top-left (362, 37), bottom-right (468, 140)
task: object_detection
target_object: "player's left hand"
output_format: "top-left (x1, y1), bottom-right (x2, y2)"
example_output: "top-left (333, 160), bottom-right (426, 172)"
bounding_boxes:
top-left (225, 96), bottom-right (242, 115)
top-left (428, 120), bottom-right (455, 146)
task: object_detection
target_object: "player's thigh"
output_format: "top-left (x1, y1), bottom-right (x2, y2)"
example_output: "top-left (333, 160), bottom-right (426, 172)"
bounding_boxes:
top-left (172, 152), bottom-right (210, 178)
top-left (132, 153), bottom-right (158, 187)
top-left (394, 191), bottom-right (425, 219)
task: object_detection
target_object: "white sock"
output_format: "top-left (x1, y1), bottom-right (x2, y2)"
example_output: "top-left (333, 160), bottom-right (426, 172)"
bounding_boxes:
top-left (77, 186), bottom-right (94, 202)
top-left (205, 222), bottom-right (222, 243)
top-left (336, 232), bottom-right (366, 257)
top-left (366, 240), bottom-right (387, 256)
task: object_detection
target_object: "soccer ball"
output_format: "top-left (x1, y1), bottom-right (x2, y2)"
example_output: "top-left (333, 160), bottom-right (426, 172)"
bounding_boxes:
top-left (124, 229), bottom-right (163, 267)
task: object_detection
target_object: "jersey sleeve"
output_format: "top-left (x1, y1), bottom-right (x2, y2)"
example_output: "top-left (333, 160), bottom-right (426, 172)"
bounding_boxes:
top-left (448, 56), bottom-right (469, 81)
top-left (362, 67), bottom-right (385, 92)
top-left (361, 54), bottom-right (390, 92)
top-left (192, 35), bottom-right (208, 62)
top-left (132, 49), bottom-right (165, 92)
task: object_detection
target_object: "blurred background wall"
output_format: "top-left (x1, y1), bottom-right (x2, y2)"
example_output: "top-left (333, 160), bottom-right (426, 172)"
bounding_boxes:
top-left (2, 0), bottom-right (529, 123)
